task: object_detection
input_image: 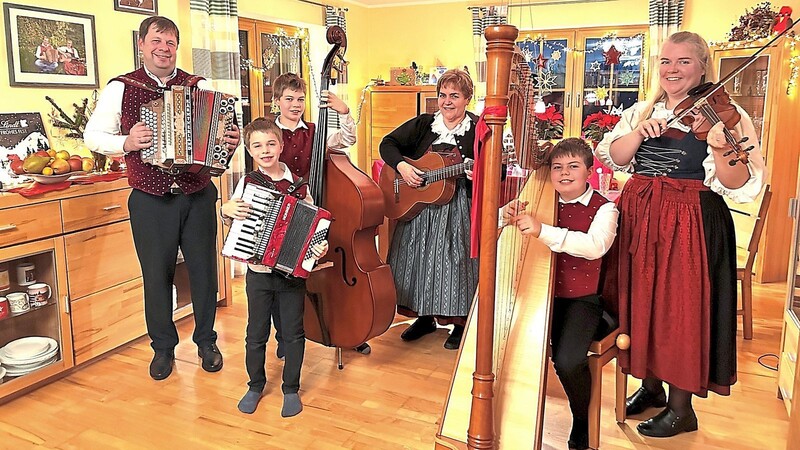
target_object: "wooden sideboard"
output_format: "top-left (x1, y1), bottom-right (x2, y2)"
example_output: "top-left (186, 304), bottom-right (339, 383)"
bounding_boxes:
top-left (358, 85), bottom-right (437, 174)
top-left (0, 177), bottom-right (229, 401)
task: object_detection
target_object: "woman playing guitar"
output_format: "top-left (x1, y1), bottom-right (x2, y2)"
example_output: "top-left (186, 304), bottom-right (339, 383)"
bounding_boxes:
top-left (379, 69), bottom-right (479, 350)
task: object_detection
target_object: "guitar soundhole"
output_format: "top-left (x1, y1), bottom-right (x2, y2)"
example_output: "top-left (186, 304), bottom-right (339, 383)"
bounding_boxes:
top-left (335, 247), bottom-right (357, 286)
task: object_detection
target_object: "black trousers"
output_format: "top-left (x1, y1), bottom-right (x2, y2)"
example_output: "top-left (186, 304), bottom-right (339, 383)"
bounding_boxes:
top-left (128, 184), bottom-right (219, 351)
top-left (244, 269), bottom-right (306, 394)
top-left (550, 295), bottom-right (604, 422)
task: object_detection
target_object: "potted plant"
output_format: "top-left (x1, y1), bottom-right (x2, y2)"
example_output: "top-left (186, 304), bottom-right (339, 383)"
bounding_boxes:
top-left (45, 91), bottom-right (108, 172)
top-left (534, 104), bottom-right (564, 141)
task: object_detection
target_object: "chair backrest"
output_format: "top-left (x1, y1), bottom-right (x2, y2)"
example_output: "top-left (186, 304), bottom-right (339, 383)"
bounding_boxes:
top-left (729, 184), bottom-right (772, 271)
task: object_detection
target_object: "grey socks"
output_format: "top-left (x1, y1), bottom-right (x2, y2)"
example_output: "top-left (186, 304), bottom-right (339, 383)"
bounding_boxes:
top-left (237, 390), bottom-right (262, 414)
top-left (281, 392), bottom-right (303, 417)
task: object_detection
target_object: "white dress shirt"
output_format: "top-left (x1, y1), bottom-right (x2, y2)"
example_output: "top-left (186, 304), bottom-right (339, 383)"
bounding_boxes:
top-left (536, 187), bottom-right (619, 260)
top-left (84, 66), bottom-right (212, 157)
top-left (275, 113), bottom-right (357, 152)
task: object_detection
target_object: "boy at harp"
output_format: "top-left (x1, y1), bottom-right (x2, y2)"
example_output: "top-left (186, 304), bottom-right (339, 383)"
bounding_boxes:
top-left (268, 72), bottom-right (370, 356)
top-left (503, 138), bottom-right (618, 450)
top-left (221, 119), bottom-right (328, 417)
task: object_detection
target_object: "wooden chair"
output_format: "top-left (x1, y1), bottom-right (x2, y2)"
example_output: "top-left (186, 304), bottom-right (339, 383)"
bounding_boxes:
top-left (733, 185), bottom-right (772, 340)
top-left (587, 328), bottom-right (627, 449)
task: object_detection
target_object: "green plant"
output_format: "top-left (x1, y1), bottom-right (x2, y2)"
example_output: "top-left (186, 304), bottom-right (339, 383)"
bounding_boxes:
top-left (45, 91), bottom-right (97, 139)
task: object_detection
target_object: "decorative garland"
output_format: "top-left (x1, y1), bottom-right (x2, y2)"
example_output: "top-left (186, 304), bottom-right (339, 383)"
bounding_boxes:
top-left (519, 32), bottom-right (645, 55)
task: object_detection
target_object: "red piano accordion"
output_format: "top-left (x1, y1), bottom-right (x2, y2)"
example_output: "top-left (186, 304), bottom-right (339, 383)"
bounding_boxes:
top-left (140, 85), bottom-right (237, 176)
top-left (222, 182), bottom-right (332, 278)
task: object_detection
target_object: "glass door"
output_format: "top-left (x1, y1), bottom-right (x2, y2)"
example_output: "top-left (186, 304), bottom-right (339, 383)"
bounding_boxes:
top-left (0, 238), bottom-right (72, 394)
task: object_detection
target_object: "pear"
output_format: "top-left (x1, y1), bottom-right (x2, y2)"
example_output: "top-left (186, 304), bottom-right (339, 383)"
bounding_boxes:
top-left (22, 155), bottom-right (50, 174)
top-left (50, 158), bottom-right (71, 175)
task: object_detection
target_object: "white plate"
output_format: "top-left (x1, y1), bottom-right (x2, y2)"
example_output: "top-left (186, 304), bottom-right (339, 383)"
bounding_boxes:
top-left (2, 337), bottom-right (51, 359)
top-left (2, 347), bottom-right (58, 369)
top-left (28, 171), bottom-right (86, 185)
top-left (3, 356), bottom-right (57, 377)
top-left (0, 339), bottom-right (58, 365)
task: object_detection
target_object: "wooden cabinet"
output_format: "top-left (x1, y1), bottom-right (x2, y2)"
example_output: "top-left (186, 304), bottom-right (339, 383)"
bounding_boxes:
top-left (0, 179), bottom-right (229, 401)
top-left (712, 40), bottom-right (800, 282)
top-left (779, 154), bottom-right (800, 415)
top-left (359, 85), bottom-right (437, 173)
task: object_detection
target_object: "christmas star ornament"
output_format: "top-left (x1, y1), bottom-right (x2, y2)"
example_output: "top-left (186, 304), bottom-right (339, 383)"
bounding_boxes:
top-left (533, 53), bottom-right (549, 70)
top-left (590, 60), bottom-right (602, 72)
top-left (603, 45), bottom-right (622, 66)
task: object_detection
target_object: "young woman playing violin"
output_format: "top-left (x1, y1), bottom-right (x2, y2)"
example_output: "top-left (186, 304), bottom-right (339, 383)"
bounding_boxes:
top-left (595, 31), bottom-right (766, 438)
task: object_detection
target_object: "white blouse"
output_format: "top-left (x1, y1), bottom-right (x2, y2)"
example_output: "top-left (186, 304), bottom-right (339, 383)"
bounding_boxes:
top-left (594, 101), bottom-right (767, 203)
top-left (430, 111), bottom-right (473, 146)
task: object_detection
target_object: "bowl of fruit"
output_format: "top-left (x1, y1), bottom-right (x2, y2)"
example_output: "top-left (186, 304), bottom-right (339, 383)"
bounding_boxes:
top-left (14, 150), bottom-right (95, 184)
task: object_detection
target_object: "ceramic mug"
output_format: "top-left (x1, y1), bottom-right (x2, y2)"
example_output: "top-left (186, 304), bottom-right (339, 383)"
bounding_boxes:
top-left (16, 263), bottom-right (35, 286)
top-left (0, 296), bottom-right (8, 319)
top-left (6, 292), bottom-right (29, 314)
top-left (26, 283), bottom-right (51, 307)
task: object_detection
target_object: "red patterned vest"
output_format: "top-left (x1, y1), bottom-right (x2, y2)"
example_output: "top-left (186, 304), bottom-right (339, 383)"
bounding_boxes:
top-left (115, 68), bottom-right (210, 196)
top-left (243, 170), bottom-right (308, 200)
top-left (279, 122), bottom-right (316, 179)
top-left (554, 191), bottom-right (609, 299)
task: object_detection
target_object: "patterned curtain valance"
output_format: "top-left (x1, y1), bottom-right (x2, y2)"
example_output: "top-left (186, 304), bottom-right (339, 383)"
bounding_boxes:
top-left (649, 0), bottom-right (685, 27)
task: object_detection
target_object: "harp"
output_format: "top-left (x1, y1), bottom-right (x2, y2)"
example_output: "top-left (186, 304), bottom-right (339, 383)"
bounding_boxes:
top-left (435, 24), bottom-right (557, 449)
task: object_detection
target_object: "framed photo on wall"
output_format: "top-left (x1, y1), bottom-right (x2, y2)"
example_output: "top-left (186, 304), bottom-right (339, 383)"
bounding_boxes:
top-left (132, 31), bottom-right (142, 70)
top-left (114, 0), bottom-right (158, 16)
top-left (3, 3), bottom-right (99, 88)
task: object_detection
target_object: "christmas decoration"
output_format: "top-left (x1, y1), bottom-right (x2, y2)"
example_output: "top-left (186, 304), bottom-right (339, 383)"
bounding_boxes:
top-left (582, 110), bottom-right (621, 142)
top-left (773, 6), bottom-right (793, 33)
top-left (618, 70), bottom-right (637, 86)
top-left (534, 105), bottom-right (564, 140)
top-left (551, 50), bottom-right (562, 61)
top-left (590, 60), bottom-right (602, 72)
top-left (533, 53), bottom-right (548, 70)
top-left (603, 45), bottom-right (622, 66)
top-left (533, 70), bottom-right (558, 94)
top-left (728, 2), bottom-right (777, 42)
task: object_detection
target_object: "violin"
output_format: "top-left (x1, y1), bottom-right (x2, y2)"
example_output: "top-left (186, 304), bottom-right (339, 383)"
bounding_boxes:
top-left (666, 18), bottom-right (799, 166)
top-left (672, 82), bottom-right (752, 166)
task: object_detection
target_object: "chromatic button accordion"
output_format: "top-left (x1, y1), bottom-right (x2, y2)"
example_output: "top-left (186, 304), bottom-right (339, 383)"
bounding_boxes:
top-left (140, 86), bottom-right (237, 176)
top-left (222, 183), bottom-right (332, 278)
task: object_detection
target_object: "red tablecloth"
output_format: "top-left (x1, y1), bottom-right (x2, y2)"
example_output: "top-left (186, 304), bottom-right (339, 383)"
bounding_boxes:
top-left (8, 172), bottom-right (127, 198)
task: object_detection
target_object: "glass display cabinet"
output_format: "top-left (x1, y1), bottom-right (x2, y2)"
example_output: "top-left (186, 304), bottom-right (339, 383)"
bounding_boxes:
top-left (0, 238), bottom-right (72, 396)
top-left (516, 25), bottom-right (648, 139)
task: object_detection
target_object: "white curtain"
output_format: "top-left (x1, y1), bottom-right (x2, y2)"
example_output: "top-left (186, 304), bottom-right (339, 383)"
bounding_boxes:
top-left (648, 0), bottom-right (685, 90)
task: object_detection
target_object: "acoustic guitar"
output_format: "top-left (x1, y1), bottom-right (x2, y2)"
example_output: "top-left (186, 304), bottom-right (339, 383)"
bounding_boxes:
top-left (378, 151), bottom-right (473, 222)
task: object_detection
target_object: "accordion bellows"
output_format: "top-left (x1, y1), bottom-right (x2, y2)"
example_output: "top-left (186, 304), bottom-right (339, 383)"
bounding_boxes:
top-left (140, 86), bottom-right (237, 176)
top-left (222, 183), bottom-right (332, 279)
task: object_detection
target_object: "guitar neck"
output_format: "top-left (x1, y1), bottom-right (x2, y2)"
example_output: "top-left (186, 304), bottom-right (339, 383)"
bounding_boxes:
top-left (423, 159), bottom-right (474, 183)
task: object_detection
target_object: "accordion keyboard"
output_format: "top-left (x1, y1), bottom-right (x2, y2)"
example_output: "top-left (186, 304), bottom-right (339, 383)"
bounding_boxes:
top-left (222, 184), bottom-right (281, 263)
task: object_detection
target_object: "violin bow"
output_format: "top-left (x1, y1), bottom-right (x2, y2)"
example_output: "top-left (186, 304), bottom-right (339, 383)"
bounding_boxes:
top-left (665, 19), bottom-right (799, 128)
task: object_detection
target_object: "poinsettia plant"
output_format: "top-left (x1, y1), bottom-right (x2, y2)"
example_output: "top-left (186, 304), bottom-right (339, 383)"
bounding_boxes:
top-left (534, 105), bottom-right (564, 140)
top-left (582, 110), bottom-right (621, 142)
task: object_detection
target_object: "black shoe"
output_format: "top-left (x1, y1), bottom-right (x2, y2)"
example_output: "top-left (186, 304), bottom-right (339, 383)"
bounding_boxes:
top-left (626, 386), bottom-right (667, 416)
top-left (149, 351), bottom-right (174, 380)
top-left (401, 317), bottom-right (437, 341)
top-left (443, 325), bottom-right (464, 350)
top-left (354, 343), bottom-right (372, 354)
top-left (198, 343), bottom-right (223, 372)
top-left (637, 407), bottom-right (698, 437)
top-left (277, 342), bottom-right (285, 361)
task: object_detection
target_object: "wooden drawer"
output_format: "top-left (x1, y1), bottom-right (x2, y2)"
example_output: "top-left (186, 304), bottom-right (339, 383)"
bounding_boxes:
top-left (371, 92), bottom-right (417, 128)
top-left (61, 188), bottom-right (131, 233)
top-left (72, 278), bottom-right (146, 365)
top-left (0, 202), bottom-right (62, 247)
top-left (65, 221), bottom-right (141, 300)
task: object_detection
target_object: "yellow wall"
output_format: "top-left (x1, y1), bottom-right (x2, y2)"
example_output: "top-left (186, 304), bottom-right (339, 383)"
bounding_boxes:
top-left (0, 0), bottom-right (191, 151)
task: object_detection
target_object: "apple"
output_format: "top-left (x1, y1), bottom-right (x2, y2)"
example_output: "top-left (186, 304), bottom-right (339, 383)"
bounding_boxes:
top-left (68, 158), bottom-right (83, 172)
top-left (34, 150), bottom-right (50, 158)
top-left (10, 159), bottom-right (24, 175)
top-left (47, 149), bottom-right (57, 158)
top-left (50, 158), bottom-right (71, 175)
top-left (70, 155), bottom-right (82, 161)
top-left (56, 150), bottom-right (70, 160)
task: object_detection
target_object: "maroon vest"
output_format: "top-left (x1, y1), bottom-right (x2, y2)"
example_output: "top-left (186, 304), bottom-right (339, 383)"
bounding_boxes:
top-left (243, 170), bottom-right (308, 200)
top-left (279, 122), bottom-right (316, 179)
top-left (553, 191), bottom-right (609, 299)
top-left (115, 68), bottom-right (210, 196)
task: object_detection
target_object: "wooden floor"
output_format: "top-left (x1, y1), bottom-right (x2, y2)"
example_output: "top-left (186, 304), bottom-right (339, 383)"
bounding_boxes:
top-left (0, 279), bottom-right (789, 449)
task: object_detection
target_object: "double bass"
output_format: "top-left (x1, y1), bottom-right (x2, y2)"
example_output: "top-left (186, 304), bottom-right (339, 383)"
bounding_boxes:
top-left (304, 26), bottom-right (397, 364)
